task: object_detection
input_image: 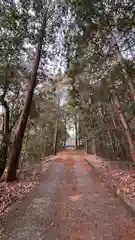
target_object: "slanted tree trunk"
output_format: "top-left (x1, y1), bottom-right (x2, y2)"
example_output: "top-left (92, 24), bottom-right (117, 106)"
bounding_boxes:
top-left (0, 100), bottom-right (10, 179)
top-left (113, 97), bottom-right (135, 162)
top-left (6, 15), bottom-right (47, 181)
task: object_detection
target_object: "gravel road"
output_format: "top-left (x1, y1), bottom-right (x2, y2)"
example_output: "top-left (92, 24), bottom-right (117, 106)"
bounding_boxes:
top-left (1, 150), bottom-right (135, 239)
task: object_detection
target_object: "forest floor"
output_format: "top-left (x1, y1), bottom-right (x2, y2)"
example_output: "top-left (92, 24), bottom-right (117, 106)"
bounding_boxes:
top-left (86, 154), bottom-right (135, 211)
top-left (1, 150), bottom-right (135, 239)
top-left (0, 156), bottom-right (53, 235)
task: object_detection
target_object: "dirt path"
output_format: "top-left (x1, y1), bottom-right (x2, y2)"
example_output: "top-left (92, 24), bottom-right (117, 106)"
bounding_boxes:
top-left (1, 150), bottom-right (135, 239)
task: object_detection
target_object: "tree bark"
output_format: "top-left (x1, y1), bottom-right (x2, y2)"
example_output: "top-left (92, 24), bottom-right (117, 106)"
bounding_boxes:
top-left (74, 115), bottom-right (78, 149)
top-left (91, 137), bottom-right (96, 156)
top-left (53, 120), bottom-right (58, 155)
top-left (0, 100), bottom-right (10, 179)
top-left (113, 97), bottom-right (135, 162)
top-left (108, 103), bottom-right (121, 158)
top-left (6, 14), bottom-right (47, 181)
top-left (85, 138), bottom-right (88, 154)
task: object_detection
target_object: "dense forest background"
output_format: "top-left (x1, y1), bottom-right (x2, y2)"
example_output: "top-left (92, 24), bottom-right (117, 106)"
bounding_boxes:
top-left (0, 0), bottom-right (135, 183)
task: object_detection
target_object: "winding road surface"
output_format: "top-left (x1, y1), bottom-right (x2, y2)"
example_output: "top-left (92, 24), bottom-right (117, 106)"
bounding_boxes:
top-left (2, 150), bottom-right (135, 239)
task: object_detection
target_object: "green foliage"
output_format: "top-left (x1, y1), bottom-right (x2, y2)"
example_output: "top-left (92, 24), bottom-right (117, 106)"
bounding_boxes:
top-left (64, 0), bottom-right (135, 160)
top-left (22, 90), bottom-right (68, 164)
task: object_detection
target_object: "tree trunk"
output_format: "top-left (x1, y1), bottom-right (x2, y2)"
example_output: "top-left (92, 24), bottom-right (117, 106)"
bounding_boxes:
top-left (74, 116), bottom-right (78, 149)
top-left (78, 119), bottom-right (81, 148)
top-left (0, 100), bottom-right (10, 179)
top-left (108, 103), bottom-right (121, 157)
top-left (91, 137), bottom-right (96, 156)
top-left (53, 120), bottom-right (58, 155)
top-left (6, 15), bottom-right (47, 181)
top-left (113, 97), bottom-right (135, 162)
top-left (85, 138), bottom-right (88, 154)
